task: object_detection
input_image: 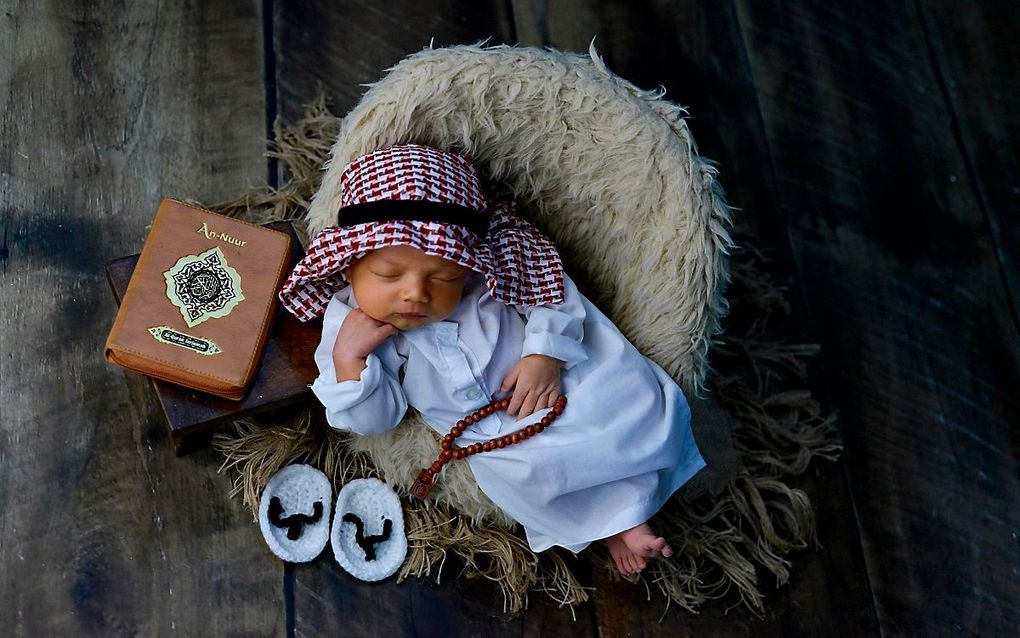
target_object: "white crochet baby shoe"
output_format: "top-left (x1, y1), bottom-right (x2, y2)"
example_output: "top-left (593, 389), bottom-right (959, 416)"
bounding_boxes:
top-left (258, 464), bottom-right (333, 563)
top-left (331, 477), bottom-right (407, 581)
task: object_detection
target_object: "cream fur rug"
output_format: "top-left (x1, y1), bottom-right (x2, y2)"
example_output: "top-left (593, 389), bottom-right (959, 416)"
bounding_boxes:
top-left (209, 41), bottom-right (842, 615)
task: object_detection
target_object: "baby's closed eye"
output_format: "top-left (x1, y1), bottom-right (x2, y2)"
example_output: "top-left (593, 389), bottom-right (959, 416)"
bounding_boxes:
top-left (369, 271), bottom-right (462, 283)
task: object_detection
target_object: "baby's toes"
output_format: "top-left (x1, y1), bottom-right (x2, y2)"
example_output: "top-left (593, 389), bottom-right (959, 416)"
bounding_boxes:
top-left (618, 555), bottom-right (632, 575)
top-left (622, 555), bottom-right (638, 575)
top-left (612, 554), bottom-right (628, 575)
top-left (646, 536), bottom-right (671, 557)
top-left (626, 555), bottom-right (644, 574)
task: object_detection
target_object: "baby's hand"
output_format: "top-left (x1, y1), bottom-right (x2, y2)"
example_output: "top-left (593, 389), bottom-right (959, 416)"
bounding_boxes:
top-left (333, 309), bottom-right (398, 381)
top-left (499, 354), bottom-right (564, 420)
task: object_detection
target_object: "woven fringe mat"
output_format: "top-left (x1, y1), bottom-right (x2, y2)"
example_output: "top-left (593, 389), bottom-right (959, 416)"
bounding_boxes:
top-left (204, 95), bottom-right (842, 616)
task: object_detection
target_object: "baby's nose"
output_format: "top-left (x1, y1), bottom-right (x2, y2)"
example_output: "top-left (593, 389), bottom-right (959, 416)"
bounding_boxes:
top-left (403, 282), bottom-right (430, 302)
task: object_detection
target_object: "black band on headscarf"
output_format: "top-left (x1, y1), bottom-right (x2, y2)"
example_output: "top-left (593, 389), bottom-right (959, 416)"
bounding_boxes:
top-left (336, 200), bottom-right (490, 236)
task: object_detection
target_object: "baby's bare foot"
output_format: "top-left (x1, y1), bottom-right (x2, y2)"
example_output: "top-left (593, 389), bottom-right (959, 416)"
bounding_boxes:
top-left (604, 523), bottom-right (673, 576)
top-left (620, 522), bottom-right (673, 559)
top-left (605, 533), bottom-right (645, 575)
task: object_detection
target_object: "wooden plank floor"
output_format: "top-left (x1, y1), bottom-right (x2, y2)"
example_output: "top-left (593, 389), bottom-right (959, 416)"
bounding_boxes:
top-left (0, 1), bottom-right (283, 634)
top-left (2, 1), bottom-right (1017, 635)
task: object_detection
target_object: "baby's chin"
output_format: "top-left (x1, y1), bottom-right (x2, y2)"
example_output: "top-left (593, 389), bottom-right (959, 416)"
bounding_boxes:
top-left (384, 314), bottom-right (436, 331)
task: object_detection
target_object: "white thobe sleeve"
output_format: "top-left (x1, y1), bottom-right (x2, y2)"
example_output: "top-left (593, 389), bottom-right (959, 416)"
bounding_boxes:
top-left (513, 273), bottom-right (588, 370)
top-left (308, 294), bottom-right (408, 435)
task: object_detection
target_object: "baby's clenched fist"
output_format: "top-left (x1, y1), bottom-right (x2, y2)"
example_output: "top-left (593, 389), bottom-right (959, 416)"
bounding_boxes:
top-left (333, 308), bottom-right (398, 381)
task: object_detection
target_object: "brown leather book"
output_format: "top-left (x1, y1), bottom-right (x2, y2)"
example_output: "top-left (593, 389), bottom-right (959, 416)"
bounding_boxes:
top-left (105, 199), bottom-right (292, 400)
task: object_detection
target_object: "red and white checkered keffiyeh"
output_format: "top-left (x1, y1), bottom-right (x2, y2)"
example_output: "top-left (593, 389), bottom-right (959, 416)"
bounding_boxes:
top-left (278, 144), bottom-right (566, 322)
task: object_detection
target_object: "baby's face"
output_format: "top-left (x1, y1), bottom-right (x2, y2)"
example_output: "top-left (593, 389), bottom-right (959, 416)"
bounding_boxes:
top-left (345, 245), bottom-right (470, 331)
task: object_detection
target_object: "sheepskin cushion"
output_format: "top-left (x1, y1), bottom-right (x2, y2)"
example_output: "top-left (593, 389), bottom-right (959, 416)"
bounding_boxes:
top-left (306, 41), bottom-right (735, 524)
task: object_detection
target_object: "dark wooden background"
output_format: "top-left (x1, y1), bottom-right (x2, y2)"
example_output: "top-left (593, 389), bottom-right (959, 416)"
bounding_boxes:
top-left (2, 1), bottom-right (1017, 635)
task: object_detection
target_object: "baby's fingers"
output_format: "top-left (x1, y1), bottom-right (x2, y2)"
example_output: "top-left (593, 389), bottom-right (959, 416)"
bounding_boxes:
top-left (508, 386), bottom-right (539, 418)
top-left (500, 366), bottom-right (520, 394)
top-left (544, 391), bottom-right (557, 409)
top-left (517, 392), bottom-right (540, 421)
top-left (506, 387), bottom-right (525, 416)
top-left (367, 322), bottom-right (397, 348)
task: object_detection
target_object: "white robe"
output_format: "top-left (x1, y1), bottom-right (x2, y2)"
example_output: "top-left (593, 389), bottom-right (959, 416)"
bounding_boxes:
top-left (310, 271), bottom-right (705, 553)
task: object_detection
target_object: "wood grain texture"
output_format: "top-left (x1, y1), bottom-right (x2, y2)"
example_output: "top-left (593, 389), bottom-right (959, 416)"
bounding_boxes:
top-left (733, 0), bottom-right (1020, 634)
top-left (510, 1), bottom-right (880, 634)
top-left (0, 1), bottom-right (283, 633)
top-left (919, 1), bottom-right (1020, 332)
top-left (294, 555), bottom-right (595, 636)
top-left (273, 0), bottom-right (516, 127)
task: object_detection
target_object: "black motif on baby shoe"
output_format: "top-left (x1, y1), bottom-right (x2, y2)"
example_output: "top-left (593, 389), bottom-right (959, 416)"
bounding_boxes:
top-left (259, 464), bottom-right (332, 563)
top-left (331, 478), bottom-right (407, 581)
top-left (269, 497), bottom-right (324, 540)
top-left (341, 513), bottom-right (392, 561)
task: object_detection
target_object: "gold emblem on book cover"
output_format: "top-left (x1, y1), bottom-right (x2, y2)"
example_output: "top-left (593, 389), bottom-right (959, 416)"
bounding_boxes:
top-left (164, 246), bottom-right (245, 327)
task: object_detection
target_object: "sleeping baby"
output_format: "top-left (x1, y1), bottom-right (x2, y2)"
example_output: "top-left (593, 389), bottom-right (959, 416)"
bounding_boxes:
top-left (278, 143), bottom-right (705, 576)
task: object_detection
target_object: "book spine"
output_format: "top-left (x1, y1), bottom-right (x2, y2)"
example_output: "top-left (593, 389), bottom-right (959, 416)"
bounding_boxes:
top-left (104, 200), bottom-right (172, 351)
